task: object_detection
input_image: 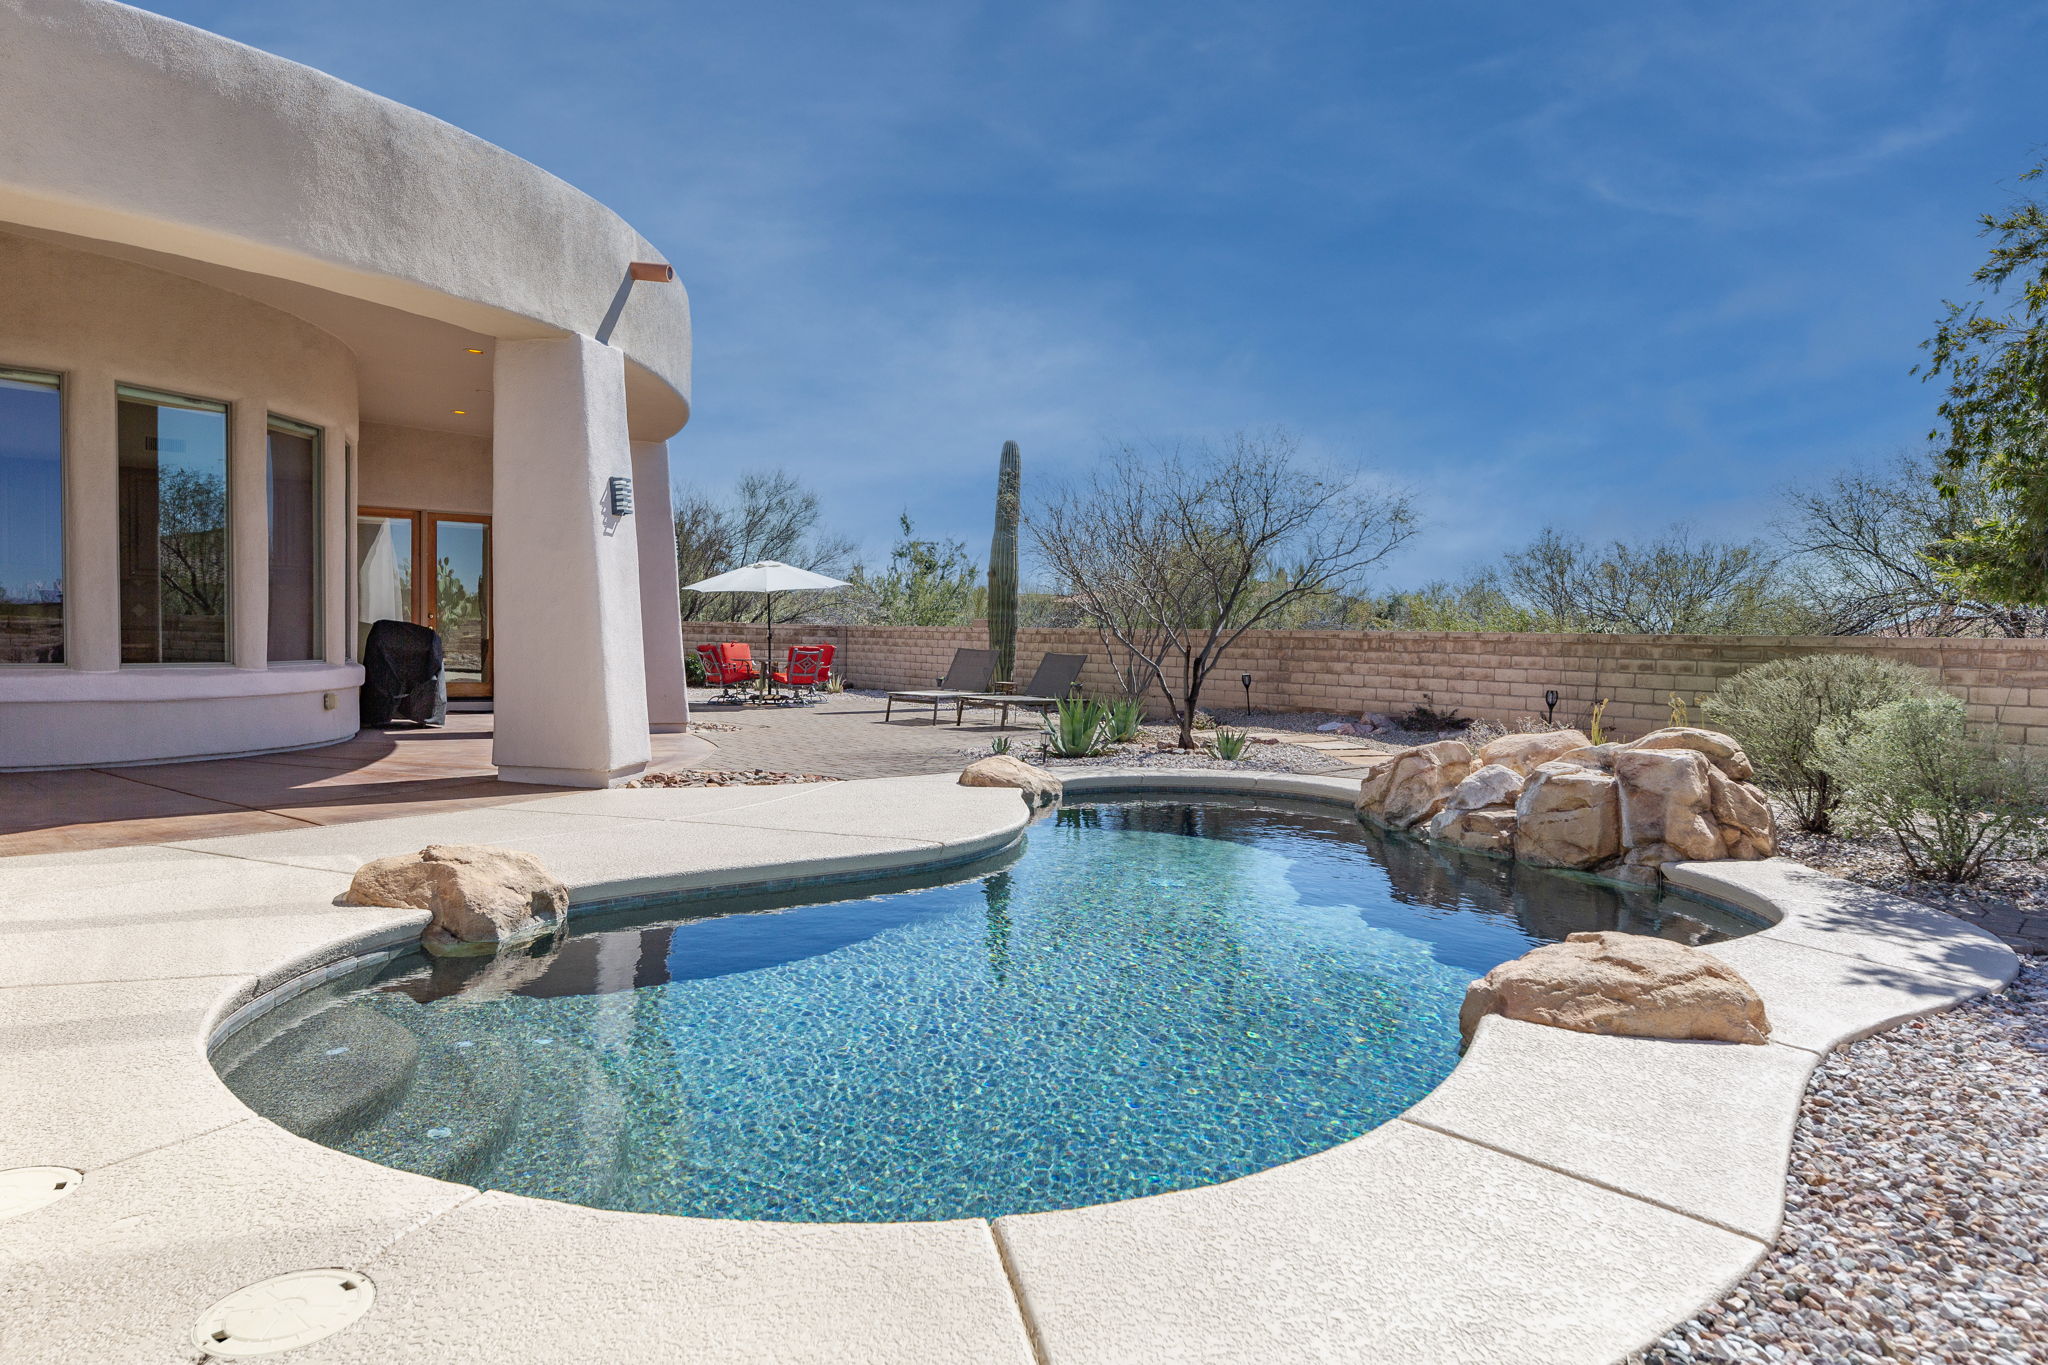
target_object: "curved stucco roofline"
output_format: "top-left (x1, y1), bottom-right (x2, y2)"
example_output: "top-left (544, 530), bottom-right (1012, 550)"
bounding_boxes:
top-left (0, 0), bottom-right (690, 435)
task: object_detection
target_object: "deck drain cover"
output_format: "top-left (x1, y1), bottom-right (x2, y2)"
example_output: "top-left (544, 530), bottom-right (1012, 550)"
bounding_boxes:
top-left (193, 1269), bottom-right (374, 1357)
top-left (0, 1167), bottom-right (81, 1221)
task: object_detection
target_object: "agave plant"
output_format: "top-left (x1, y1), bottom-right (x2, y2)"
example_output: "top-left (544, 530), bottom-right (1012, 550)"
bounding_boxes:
top-left (1103, 697), bottom-right (1145, 745)
top-left (1042, 696), bottom-right (1108, 758)
top-left (988, 735), bottom-right (1013, 756)
top-left (1212, 727), bottom-right (1252, 760)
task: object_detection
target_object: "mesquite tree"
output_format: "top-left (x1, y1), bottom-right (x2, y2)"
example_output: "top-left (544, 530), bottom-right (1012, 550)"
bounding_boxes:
top-left (1033, 430), bottom-right (1415, 748)
top-left (987, 441), bottom-right (1021, 683)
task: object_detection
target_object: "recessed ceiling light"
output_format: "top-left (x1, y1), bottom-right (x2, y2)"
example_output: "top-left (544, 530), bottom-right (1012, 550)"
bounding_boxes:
top-left (465, 348), bottom-right (484, 354)
top-left (451, 409), bottom-right (468, 415)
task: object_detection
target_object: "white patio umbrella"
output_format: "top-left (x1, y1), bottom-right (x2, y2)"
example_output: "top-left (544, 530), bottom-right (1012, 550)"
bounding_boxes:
top-left (680, 560), bottom-right (850, 678)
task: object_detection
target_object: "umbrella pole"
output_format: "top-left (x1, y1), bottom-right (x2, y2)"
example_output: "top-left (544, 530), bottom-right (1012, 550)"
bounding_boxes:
top-left (763, 592), bottom-right (775, 698)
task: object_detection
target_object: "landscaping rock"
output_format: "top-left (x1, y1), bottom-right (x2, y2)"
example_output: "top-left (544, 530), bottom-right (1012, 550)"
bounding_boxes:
top-left (1443, 762), bottom-right (1525, 813)
top-left (1430, 805), bottom-right (1519, 854)
top-left (1708, 766), bottom-right (1776, 860)
top-left (345, 844), bottom-right (568, 958)
top-left (1459, 931), bottom-right (1771, 1046)
top-left (1476, 728), bottom-right (1592, 776)
top-left (959, 754), bottom-right (1063, 806)
top-left (1625, 726), bottom-right (1756, 781)
top-left (1613, 747), bottom-right (1725, 865)
top-left (1356, 739), bottom-right (1478, 829)
top-left (1513, 762), bottom-right (1622, 868)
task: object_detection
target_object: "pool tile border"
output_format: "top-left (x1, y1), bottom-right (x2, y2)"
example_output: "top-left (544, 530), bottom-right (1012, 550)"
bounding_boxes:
top-left (0, 769), bottom-right (2019, 1364)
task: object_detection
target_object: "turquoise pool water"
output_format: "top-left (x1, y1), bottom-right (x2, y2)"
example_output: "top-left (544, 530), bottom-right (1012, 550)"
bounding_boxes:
top-left (215, 796), bottom-right (1762, 1223)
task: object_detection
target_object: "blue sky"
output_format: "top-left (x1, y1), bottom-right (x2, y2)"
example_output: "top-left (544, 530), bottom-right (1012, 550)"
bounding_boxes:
top-left (154, 0), bottom-right (2048, 586)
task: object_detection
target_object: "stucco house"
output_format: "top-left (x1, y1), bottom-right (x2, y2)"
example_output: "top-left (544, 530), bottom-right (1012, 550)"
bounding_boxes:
top-left (0, 0), bottom-right (693, 786)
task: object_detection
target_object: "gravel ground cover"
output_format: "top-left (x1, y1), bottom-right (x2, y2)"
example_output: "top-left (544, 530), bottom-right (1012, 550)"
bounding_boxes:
top-left (1631, 963), bottom-right (2046, 1365)
top-left (629, 768), bottom-right (839, 788)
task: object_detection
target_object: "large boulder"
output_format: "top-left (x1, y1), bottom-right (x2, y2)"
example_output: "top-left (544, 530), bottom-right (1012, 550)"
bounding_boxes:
top-left (1512, 761), bottom-right (1622, 868)
top-left (1357, 740), bottom-right (1478, 829)
top-left (1708, 767), bottom-right (1776, 860)
top-left (1625, 727), bottom-right (1755, 781)
top-left (959, 754), bottom-right (1063, 807)
top-left (345, 845), bottom-right (569, 958)
top-left (1443, 763), bottom-right (1525, 813)
top-left (1613, 747), bottom-right (1725, 866)
top-left (1429, 805), bottom-right (1519, 855)
top-left (1476, 729), bottom-right (1592, 776)
top-left (1460, 931), bottom-right (1770, 1046)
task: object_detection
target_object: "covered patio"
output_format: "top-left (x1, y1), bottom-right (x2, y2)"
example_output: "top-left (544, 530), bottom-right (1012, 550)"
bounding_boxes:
top-left (0, 715), bottom-right (711, 857)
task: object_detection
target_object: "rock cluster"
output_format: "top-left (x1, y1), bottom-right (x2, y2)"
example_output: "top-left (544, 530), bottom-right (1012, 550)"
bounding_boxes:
top-left (1356, 726), bottom-right (1774, 880)
top-left (1461, 931), bottom-right (1771, 1046)
top-left (344, 844), bottom-right (568, 957)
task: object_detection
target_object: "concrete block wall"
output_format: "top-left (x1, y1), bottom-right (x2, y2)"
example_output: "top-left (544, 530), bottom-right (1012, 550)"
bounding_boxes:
top-left (682, 623), bottom-right (2048, 757)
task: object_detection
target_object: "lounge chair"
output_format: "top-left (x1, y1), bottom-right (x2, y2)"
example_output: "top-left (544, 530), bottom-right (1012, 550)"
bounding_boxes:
top-left (952, 653), bottom-right (1087, 728)
top-left (884, 648), bottom-right (998, 724)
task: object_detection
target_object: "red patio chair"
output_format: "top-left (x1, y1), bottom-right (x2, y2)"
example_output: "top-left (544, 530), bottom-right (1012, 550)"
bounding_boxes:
top-left (772, 644), bottom-right (834, 702)
top-left (695, 642), bottom-right (759, 702)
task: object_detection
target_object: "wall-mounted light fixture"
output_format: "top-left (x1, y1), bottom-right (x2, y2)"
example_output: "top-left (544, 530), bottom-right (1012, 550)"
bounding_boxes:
top-left (628, 262), bottom-right (676, 283)
top-left (607, 476), bottom-right (635, 517)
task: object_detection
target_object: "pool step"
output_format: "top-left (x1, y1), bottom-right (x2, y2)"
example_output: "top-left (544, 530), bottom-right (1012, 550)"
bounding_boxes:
top-left (216, 1001), bottom-right (422, 1140)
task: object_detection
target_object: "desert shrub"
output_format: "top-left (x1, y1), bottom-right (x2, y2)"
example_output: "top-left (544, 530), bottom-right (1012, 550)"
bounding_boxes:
top-left (1212, 728), bottom-right (1252, 760)
top-left (685, 650), bottom-right (707, 686)
top-left (1702, 654), bottom-right (1936, 834)
top-left (1818, 695), bottom-right (2046, 882)
top-left (1396, 694), bottom-right (1469, 732)
top-left (988, 735), bottom-right (1013, 756)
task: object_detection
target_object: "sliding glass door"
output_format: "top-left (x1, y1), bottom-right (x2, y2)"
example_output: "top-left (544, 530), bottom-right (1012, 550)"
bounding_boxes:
top-left (355, 508), bottom-right (490, 697)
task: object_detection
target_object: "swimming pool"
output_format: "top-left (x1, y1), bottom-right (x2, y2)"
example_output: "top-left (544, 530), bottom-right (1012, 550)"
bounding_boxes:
top-left (215, 795), bottom-right (1763, 1223)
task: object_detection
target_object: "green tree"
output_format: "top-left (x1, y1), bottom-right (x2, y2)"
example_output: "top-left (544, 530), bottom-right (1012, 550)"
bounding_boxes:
top-left (821, 515), bottom-right (980, 626)
top-left (1921, 163), bottom-right (2048, 605)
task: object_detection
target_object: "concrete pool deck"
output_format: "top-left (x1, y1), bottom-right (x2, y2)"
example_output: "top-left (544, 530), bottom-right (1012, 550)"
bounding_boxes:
top-left (0, 771), bottom-right (2019, 1364)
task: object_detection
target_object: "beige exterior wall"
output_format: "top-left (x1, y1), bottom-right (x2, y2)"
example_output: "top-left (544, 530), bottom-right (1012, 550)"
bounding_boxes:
top-left (683, 622), bottom-right (2048, 757)
top-left (357, 421), bottom-right (490, 516)
top-left (0, 230), bottom-right (361, 767)
top-left (0, 0), bottom-right (690, 431)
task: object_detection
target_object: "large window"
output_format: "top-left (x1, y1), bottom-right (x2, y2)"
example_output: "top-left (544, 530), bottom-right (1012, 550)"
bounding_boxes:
top-left (0, 368), bottom-right (63, 664)
top-left (267, 417), bottom-right (322, 661)
top-left (118, 386), bottom-right (229, 664)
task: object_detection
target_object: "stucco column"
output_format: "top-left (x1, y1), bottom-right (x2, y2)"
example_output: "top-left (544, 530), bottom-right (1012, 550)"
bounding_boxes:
top-left (65, 365), bottom-right (120, 671)
top-left (631, 440), bottom-right (691, 728)
top-left (490, 335), bottom-right (651, 787)
top-left (231, 400), bottom-right (270, 669)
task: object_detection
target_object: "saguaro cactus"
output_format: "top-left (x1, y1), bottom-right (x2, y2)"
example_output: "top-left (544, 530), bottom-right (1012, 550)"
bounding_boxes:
top-left (987, 440), bottom-right (1022, 683)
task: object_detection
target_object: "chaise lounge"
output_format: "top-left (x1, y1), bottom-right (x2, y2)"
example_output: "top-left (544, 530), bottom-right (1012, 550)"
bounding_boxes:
top-left (884, 648), bottom-right (998, 724)
top-left (952, 652), bottom-right (1088, 728)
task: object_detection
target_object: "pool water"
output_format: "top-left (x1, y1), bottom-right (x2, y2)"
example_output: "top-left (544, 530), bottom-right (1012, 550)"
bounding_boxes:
top-left (215, 796), bottom-right (1762, 1223)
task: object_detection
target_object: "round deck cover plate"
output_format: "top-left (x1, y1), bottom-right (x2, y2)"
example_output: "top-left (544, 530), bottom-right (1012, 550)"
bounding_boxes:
top-left (0, 1167), bottom-right (81, 1221)
top-left (193, 1269), bottom-right (375, 1356)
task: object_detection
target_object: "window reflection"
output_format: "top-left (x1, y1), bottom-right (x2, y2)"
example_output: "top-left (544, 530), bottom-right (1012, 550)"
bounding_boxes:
top-left (267, 419), bottom-right (321, 661)
top-left (0, 369), bottom-right (63, 664)
top-left (118, 386), bottom-right (229, 664)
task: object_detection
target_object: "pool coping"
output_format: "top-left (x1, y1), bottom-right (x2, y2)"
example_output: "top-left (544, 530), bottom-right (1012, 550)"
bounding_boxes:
top-left (0, 769), bottom-right (2020, 1364)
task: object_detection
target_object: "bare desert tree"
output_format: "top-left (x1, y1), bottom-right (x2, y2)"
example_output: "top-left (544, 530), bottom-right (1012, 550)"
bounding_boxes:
top-left (1782, 449), bottom-right (2047, 637)
top-left (673, 469), bottom-right (856, 621)
top-left (1032, 430), bottom-right (1415, 748)
top-left (1499, 525), bottom-right (1803, 635)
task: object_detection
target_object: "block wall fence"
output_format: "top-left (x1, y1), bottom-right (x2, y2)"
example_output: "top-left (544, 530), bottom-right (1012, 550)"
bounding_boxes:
top-left (682, 623), bottom-right (2048, 757)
